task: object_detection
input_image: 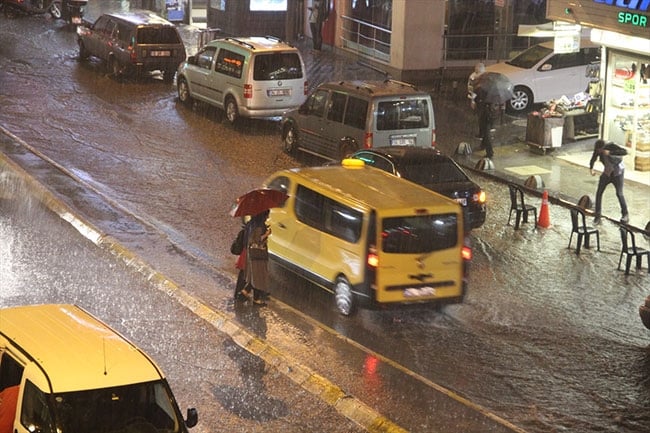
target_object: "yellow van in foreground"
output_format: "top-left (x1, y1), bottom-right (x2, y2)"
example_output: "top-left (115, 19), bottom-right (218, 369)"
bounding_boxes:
top-left (264, 161), bottom-right (472, 315)
top-left (0, 304), bottom-right (198, 433)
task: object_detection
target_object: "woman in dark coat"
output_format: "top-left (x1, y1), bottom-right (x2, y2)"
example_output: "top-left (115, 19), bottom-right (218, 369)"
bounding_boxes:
top-left (243, 210), bottom-right (271, 305)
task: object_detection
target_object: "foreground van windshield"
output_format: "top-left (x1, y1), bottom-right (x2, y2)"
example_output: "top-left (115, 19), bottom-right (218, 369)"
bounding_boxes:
top-left (22, 379), bottom-right (183, 433)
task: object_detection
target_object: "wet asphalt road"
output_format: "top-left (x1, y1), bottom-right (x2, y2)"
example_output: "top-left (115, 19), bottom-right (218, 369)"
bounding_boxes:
top-left (1, 3), bottom-right (650, 432)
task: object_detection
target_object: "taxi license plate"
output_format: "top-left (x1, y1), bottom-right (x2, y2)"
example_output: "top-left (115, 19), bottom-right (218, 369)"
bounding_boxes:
top-left (268, 88), bottom-right (291, 97)
top-left (390, 137), bottom-right (415, 146)
top-left (150, 50), bottom-right (171, 57)
top-left (455, 198), bottom-right (467, 206)
top-left (403, 286), bottom-right (436, 298)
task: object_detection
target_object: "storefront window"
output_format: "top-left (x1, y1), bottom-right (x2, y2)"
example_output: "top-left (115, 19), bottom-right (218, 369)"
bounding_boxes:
top-left (250, 0), bottom-right (287, 11)
top-left (603, 50), bottom-right (650, 172)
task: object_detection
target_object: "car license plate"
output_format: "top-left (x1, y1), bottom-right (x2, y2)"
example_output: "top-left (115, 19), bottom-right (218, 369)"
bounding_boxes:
top-left (403, 286), bottom-right (436, 298)
top-left (268, 88), bottom-right (290, 97)
top-left (390, 136), bottom-right (415, 146)
top-left (455, 198), bottom-right (467, 206)
top-left (150, 50), bottom-right (171, 57)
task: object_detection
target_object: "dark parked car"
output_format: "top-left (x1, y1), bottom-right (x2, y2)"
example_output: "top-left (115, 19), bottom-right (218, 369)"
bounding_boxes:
top-left (77, 10), bottom-right (186, 81)
top-left (348, 146), bottom-right (487, 230)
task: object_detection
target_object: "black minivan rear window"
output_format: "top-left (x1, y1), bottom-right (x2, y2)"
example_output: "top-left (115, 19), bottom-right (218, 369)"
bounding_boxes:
top-left (382, 213), bottom-right (457, 254)
top-left (253, 53), bottom-right (303, 80)
top-left (137, 27), bottom-right (182, 44)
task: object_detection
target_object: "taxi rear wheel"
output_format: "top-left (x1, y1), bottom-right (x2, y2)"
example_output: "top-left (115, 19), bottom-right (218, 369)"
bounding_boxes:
top-left (334, 276), bottom-right (355, 316)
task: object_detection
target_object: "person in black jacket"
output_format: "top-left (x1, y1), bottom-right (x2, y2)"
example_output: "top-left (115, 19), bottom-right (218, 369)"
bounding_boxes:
top-left (589, 139), bottom-right (629, 224)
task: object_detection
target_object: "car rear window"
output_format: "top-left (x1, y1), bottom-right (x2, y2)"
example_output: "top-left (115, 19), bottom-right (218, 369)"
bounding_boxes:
top-left (253, 53), bottom-right (304, 80)
top-left (376, 99), bottom-right (430, 130)
top-left (382, 213), bottom-right (457, 253)
top-left (136, 27), bottom-right (182, 44)
top-left (400, 158), bottom-right (469, 184)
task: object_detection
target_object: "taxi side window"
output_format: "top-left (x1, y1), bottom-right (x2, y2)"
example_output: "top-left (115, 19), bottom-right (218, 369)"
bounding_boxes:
top-left (295, 185), bottom-right (362, 243)
top-left (0, 353), bottom-right (23, 390)
top-left (197, 46), bottom-right (217, 70)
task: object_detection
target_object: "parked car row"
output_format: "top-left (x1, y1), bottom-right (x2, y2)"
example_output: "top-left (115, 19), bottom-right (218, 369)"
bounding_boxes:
top-left (74, 11), bottom-right (486, 316)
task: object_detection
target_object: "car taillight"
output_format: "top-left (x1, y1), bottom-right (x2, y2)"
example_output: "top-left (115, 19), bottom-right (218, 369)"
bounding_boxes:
top-left (474, 190), bottom-right (486, 204)
top-left (367, 246), bottom-right (379, 268)
top-left (364, 132), bottom-right (373, 149)
top-left (431, 129), bottom-right (436, 147)
top-left (244, 84), bottom-right (252, 99)
top-left (130, 48), bottom-right (137, 63)
top-left (461, 246), bottom-right (472, 261)
top-left (304, 81), bottom-right (308, 96)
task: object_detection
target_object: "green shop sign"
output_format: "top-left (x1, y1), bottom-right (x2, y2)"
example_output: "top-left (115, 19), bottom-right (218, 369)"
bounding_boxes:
top-left (594, 0), bottom-right (649, 28)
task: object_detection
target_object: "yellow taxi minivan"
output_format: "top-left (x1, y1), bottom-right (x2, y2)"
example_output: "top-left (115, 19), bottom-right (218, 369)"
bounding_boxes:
top-left (263, 160), bottom-right (472, 315)
top-left (0, 304), bottom-right (198, 433)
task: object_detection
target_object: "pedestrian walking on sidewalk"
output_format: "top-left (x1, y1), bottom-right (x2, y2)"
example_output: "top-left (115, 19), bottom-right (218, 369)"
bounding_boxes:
top-left (589, 139), bottom-right (629, 224)
top-left (308, 0), bottom-right (324, 51)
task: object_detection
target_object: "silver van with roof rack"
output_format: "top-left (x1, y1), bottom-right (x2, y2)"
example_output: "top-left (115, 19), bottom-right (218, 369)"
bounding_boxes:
top-left (281, 79), bottom-right (436, 161)
top-left (176, 36), bottom-right (307, 124)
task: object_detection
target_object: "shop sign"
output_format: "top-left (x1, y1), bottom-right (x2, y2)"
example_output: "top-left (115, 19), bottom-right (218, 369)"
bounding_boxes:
top-left (593, 0), bottom-right (649, 28)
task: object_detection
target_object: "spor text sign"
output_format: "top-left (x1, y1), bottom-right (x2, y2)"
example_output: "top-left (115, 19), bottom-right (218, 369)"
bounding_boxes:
top-left (594, 0), bottom-right (649, 28)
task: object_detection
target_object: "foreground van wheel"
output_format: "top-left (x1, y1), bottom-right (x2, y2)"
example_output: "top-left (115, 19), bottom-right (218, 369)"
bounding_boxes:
top-left (225, 97), bottom-right (239, 125)
top-left (334, 276), bottom-right (355, 316)
top-left (283, 124), bottom-right (298, 154)
top-left (49, 1), bottom-right (62, 19)
top-left (177, 77), bottom-right (192, 105)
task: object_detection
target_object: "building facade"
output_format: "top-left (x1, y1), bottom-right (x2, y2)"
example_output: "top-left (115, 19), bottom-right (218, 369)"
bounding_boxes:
top-left (203, 0), bottom-right (550, 82)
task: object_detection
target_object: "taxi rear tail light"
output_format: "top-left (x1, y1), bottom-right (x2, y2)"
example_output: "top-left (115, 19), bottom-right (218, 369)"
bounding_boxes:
top-left (431, 129), bottom-right (436, 148)
top-left (304, 81), bottom-right (308, 95)
top-left (244, 84), bottom-right (253, 99)
top-left (367, 245), bottom-right (379, 268)
top-left (461, 246), bottom-right (472, 261)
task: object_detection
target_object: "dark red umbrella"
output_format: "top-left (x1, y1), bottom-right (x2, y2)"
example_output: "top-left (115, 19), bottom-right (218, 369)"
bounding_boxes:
top-left (229, 188), bottom-right (288, 217)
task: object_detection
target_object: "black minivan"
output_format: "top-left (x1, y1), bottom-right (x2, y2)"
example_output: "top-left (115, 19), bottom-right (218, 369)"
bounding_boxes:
top-left (77, 10), bottom-right (186, 81)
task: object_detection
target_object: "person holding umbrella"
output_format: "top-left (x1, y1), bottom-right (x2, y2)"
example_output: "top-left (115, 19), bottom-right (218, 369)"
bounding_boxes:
top-left (473, 72), bottom-right (514, 159)
top-left (230, 188), bottom-right (288, 304)
top-left (241, 210), bottom-right (272, 305)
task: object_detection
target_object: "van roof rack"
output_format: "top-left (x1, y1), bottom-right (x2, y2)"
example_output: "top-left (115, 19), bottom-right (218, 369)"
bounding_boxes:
top-left (384, 78), bottom-right (418, 90)
top-left (263, 35), bottom-right (295, 47)
top-left (224, 37), bottom-right (256, 50)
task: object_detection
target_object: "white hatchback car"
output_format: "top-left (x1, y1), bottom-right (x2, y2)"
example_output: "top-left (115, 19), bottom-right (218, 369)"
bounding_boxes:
top-left (484, 40), bottom-right (600, 113)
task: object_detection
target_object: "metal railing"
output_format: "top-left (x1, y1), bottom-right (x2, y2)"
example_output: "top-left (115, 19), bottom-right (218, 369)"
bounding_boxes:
top-left (339, 15), bottom-right (391, 64)
top-left (442, 33), bottom-right (541, 64)
top-left (338, 16), bottom-right (543, 68)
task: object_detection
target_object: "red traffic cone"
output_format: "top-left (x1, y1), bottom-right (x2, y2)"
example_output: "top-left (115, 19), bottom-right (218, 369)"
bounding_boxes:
top-left (538, 189), bottom-right (551, 228)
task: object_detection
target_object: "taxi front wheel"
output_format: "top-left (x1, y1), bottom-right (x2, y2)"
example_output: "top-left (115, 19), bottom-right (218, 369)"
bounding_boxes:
top-left (334, 276), bottom-right (355, 316)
